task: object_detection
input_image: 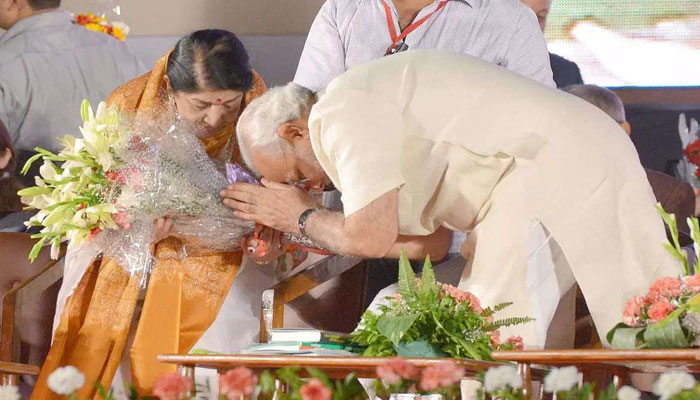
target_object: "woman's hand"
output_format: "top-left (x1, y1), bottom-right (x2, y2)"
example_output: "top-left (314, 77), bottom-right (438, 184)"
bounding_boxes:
top-left (151, 217), bottom-right (174, 246)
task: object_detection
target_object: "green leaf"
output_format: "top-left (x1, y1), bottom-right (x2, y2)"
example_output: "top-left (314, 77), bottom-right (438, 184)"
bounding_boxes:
top-left (607, 323), bottom-right (645, 349)
top-left (17, 186), bottom-right (53, 197)
top-left (644, 317), bottom-right (690, 348)
top-left (80, 99), bottom-right (91, 122)
top-left (28, 237), bottom-right (46, 262)
top-left (420, 255), bottom-right (436, 294)
top-left (395, 340), bottom-right (447, 358)
top-left (21, 152), bottom-right (45, 175)
top-left (397, 250), bottom-right (417, 294)
top-left (377, 313), bottom-right (419, 347)
top-left (190, 348), bottom-right (220, 355)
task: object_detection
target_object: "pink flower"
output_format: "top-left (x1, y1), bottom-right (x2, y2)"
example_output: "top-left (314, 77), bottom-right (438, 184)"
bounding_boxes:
top-left (489, 330), bottom-right (501, 347)
top-left (623, 296), bottom-right (646, 327)
top-left (377, 358), bottom-right (420, 384)
top-left (220, 367), bottom-right (257, 399)
top-left (112, 210), bottom-right (131, 230)
top-left (300, 378), bottom-right (332, 400)
top-left (646, 277), bottom-right (682, 302)
top-left (647, 299), bottom-right (677, 322)
top-left (441, 284), bottom-right (483, 313)
top-left (685, 274), bottom-right (700, 293)
top-left (506, 335), bottom-right (524, 350)
top-left (419, 361), bottom-right (466, 391)
top-left (153, 372), bottom-right (193, 400)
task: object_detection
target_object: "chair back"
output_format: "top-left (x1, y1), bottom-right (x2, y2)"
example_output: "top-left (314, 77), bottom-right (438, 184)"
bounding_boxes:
top-left (0, 232), bottom-right (62, 366)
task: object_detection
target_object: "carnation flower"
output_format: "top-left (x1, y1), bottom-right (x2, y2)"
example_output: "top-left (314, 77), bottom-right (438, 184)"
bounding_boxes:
top-left (153, 372), bottom-right (193, 400)
top-left (653, 372), bottom-right (696, 400)
top-left (617, 385), bottom-right (641, 400)
top-left (543, 366), bottom-right (579, 393)
top-left (483, 365), bottom-right (522, 392)
top-left (377, 358), bottom-right (420, 384)
top-left (646, 277), bottom-right (682, 302)
top-left (623, 296), bottom-right (646, 326)
top-left (47, 365), bottom-right (85, 395)
top-left (685, 274), bottom-right (700, 293)
top-left (300, 378), bottom-right (332, 400)
top-left (506, 335), bottom-right (524, 350)
top-left (647, 299), bottom-right (677, 323)
top-left (0, 385), bottom-right (21, 400)
top-left (419, 361), bottom-right (465, 391)
top-left (220, 367), bottom-right (257, 399)
top-left (489, 330), bottom-right (501, 347)
top-left (441, 284), bottom-right (483, 313)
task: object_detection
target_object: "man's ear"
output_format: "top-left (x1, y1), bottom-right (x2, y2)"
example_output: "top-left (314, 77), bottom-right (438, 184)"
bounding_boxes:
top-left (620, 121), bottom-right (632, 136)
top-left (277, 121), bottom-right (308, 141)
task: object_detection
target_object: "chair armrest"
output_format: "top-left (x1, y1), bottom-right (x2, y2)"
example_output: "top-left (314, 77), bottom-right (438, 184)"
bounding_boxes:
top-left (259, 255), bottom-right (364, 342)
top-left (0, 249), bottom-right (65, 362)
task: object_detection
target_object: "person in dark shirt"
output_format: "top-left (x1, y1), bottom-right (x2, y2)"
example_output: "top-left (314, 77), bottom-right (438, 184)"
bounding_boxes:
top-left (521, 0), bottom-right (584, 88)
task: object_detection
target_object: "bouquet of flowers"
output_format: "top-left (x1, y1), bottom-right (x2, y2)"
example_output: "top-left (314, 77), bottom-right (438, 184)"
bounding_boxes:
top-left (74, 12), bottom-right (130, 41)
top-left (676, 113), bottom-right (700, 190)
top-left (350, 252), bottom-right (532, 360)
top-left (19, 100), bottom-right (254, 280)
top-left (608, 204), bottom-right (700, 348)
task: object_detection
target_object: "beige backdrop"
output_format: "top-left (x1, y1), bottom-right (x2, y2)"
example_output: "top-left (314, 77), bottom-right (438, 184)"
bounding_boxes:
top-left (58, 0), bottom-right (324, 35)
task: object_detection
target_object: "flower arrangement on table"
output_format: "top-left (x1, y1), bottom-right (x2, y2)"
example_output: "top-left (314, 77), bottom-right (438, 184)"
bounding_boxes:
top-left (478, 365), bottom-right (700, 400)
top-left (18, 100), bottom-right (254, 279)
top-left (608, 205), bottom-right (700, 348)
top-left (349, 252), bottom-right (531, 360)
top-left (74, 13), bottom-right (130, 41)
top-left (22, 360), bottom-right (700, 400)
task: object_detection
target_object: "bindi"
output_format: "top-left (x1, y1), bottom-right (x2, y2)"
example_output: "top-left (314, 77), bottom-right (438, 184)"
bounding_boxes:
top-left (215, 98), bottom-right (223, 105)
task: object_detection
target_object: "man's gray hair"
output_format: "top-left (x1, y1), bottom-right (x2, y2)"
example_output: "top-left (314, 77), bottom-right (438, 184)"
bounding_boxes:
top-left (564, 84), bottom-right (626, 123)
top-left (236, 83), bottom-right (314, 176)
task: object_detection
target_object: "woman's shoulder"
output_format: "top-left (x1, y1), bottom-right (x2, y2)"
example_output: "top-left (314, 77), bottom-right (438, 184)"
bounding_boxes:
top-left (106, 70), bottom-right (154, 111)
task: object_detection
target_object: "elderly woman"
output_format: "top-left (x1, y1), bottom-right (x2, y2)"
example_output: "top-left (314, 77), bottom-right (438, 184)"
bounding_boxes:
top-left (32, 30), bottom-right (267, 399)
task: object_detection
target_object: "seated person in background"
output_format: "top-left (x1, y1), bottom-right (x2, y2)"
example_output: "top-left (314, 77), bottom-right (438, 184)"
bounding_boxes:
top-left (521, 0), bottom-right (583, 88)
top-left (0, 0), bottom-right (145, 183)
top-left (0, 119), bottom-right (23, 228)
top-left (565, 84), bottom-right (696, 243)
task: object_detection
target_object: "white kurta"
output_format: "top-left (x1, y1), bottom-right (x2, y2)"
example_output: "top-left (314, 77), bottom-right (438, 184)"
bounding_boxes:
top-left (308, 50), bottom-right (678, 347)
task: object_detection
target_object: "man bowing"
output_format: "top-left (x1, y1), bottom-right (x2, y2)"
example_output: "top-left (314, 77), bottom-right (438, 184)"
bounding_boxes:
top-left (222, 50), bottom-right (676, 348)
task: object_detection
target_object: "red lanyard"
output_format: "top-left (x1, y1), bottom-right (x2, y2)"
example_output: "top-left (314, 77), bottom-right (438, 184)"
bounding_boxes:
top-left (382, 0), bottom-right (448, 50)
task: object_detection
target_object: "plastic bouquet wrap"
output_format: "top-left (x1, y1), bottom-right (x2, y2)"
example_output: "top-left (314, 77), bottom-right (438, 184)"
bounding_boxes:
top-left (608, 204), bottom-right (700, 348)
top-left (19, 100), bottom-right (254, 282)
top-left (350, 252), bottom-right (532, 360)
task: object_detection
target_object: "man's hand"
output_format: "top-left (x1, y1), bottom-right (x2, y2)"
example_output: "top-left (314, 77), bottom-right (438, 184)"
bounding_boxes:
top-left (221, 179), bottom-right (320, 234)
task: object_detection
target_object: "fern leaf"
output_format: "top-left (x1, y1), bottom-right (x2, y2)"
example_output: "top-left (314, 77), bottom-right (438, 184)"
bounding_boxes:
top-left (398, 250), bottom-right (417, 294)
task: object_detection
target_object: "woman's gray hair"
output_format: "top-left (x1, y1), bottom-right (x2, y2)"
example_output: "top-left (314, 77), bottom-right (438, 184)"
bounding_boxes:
top-left (236, 83), bottom-right (314, 176)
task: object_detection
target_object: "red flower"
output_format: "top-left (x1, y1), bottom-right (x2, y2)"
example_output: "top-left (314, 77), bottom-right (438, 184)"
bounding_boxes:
top-left (419, 361), bottom-right (465, 391)
top-left (441, 284), bottom-right (483, 313)
top-left (377, 358), bottom-right (420, 384)
top-left (685, 139), bottom-right (700, 167)
top-left (489, 330), bottom-right (501, 347)
top-left (153, 372), bottom-right (192, 400)
top-left (88, 227), bottom-right (102, 241)
top-left (220, 367), bottom-right (257, 399)
top-left (685, 274), bottom-right (700, 293)
top-left (299, 378), bottom-right (331, 400)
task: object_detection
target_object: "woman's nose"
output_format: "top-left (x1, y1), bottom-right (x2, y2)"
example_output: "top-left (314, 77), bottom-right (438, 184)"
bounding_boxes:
top-left (204, 107), bottom-right (225, 129)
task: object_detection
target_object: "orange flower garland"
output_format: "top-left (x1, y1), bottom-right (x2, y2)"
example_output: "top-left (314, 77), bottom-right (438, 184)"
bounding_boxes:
top-left (74, 13), bottom-right (129, 41)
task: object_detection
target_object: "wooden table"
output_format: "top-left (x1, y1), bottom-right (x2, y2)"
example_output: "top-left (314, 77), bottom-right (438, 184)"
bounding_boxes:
top-left (158, 354), bottom-right (546, 399)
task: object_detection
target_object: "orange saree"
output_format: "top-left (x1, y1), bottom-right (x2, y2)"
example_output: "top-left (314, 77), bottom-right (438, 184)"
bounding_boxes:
top-left (31, 54), bottom-right (267, 399)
